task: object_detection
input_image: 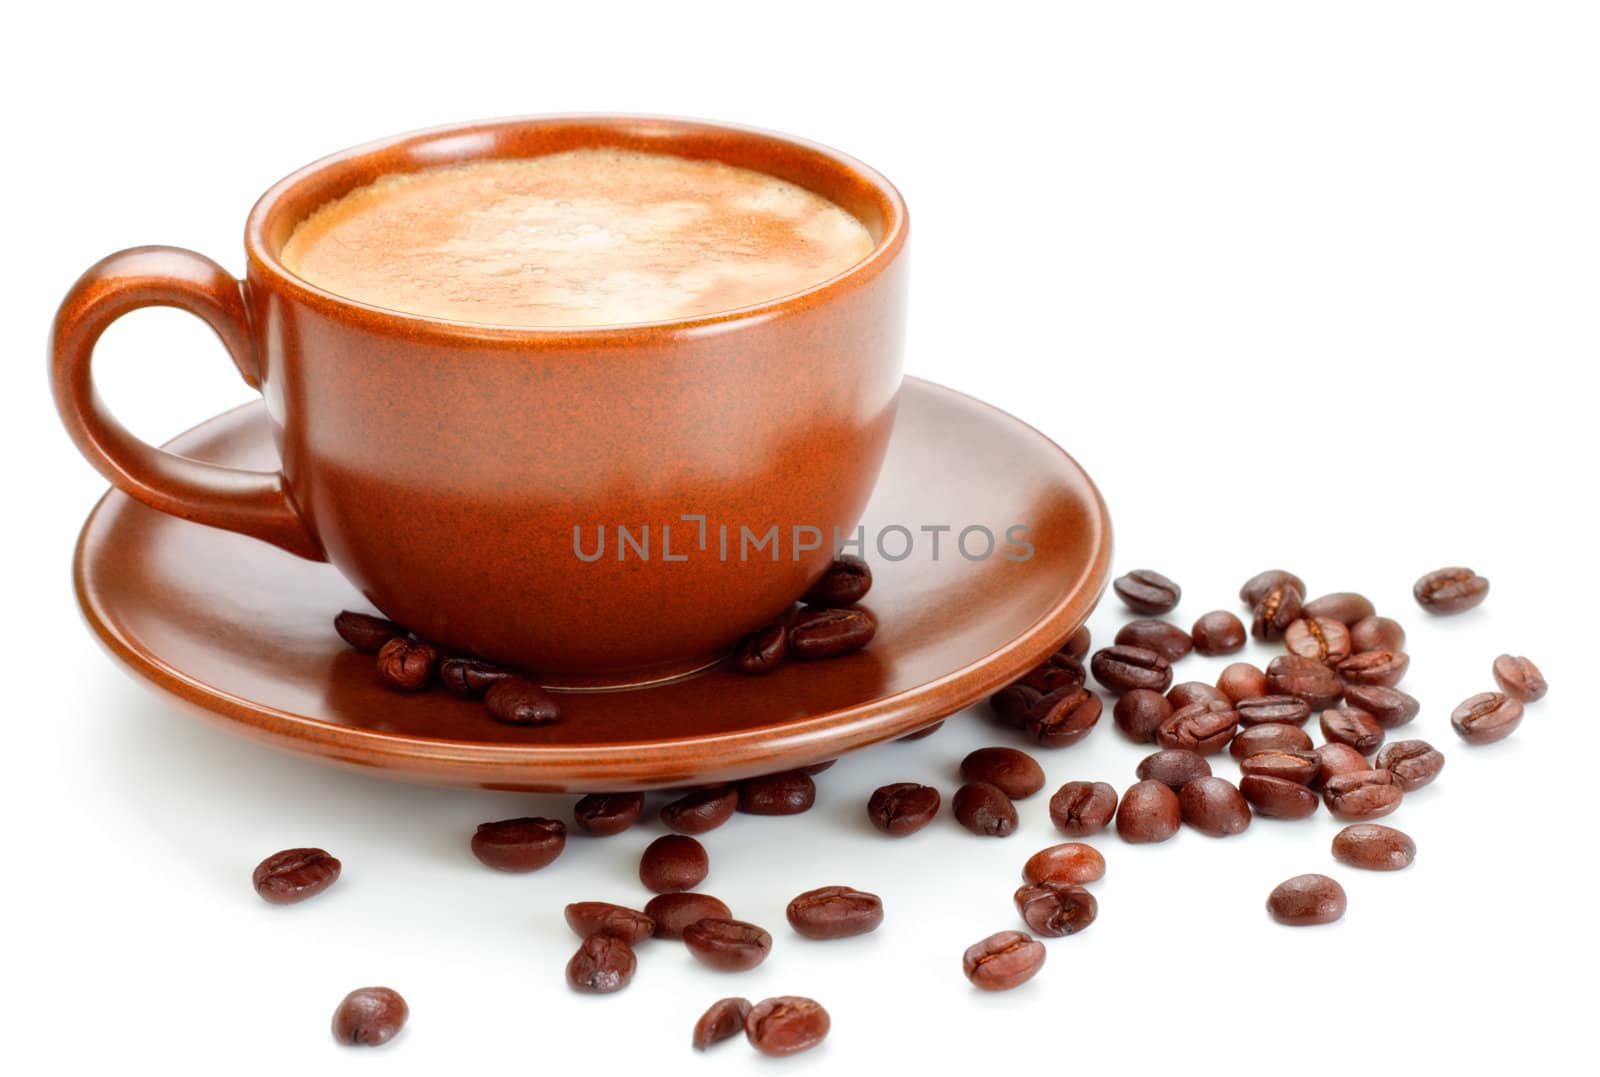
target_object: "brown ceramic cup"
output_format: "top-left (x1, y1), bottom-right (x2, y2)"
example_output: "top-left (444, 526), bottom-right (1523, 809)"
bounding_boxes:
top-left (51, 116), bottom-right (909, 687)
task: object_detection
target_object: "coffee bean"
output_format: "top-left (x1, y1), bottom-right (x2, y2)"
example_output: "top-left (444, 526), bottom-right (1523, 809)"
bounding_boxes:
top-left (1217, 662), bottom-right (1268, 702)
top-left (484, 677), bottom-right (561, 725)
top-left (1235, 695), bottom-right (1313, 727)
top-left (567, 933), bottom-right (637, 993)
top-left (953, 782), bottom-right (1019, 837)
top-left (331, 987), bottom-right (408, 1047)
top-left (1014, 882), bottom-right (1098, 937)
top-left (1492, 654), bottom-right (1548, 702)
top-left (334, 610), bottom-right (405, 654)
top-left (1313, 743), bottom-right (1371, 789)
top-left (640, 835), bottom-right (709, 893)
top-left (963, 930), bottom-right (1046, 990)
top-left (1239, 749), bottom-right (1320, 785)
top-left (745, 996), bottom-right (830, 1057)
top-left (1020, 655), bottom-right (1087, 695)
top-left (803, 554), bottom-right (873, 607)
top-left (961, 747), bottom-right (1045, 799)
top-left (1168, 681), bottom-right (1231, 710)
top-left (1049, 781), bottom-right (1119, 836)
top-left (661, 786), bottom-right (739, 834)
top-left (1113, 689), bottom-right (1172, 742)
top-left (1026, 686), bottom-right (1103, 748)
top-left (990, 684), bottom-right (1043, 728)
top-left (1240, 570), bottom-right (1306, 607)
top-left (1451, 691), bottom-right (1524, 745)
top-left (644, 892), bottom-right (731, 939)
top-left (1239, 774), bottom-right (1319, 819)
top-left (1332, 824), bottom-right (1416, 871)
top-left (738, 770), bottom-right (816, 815)
top-left (867, 783), bottom-right (941, 836)
top-left (253, 847), bottom-right (341, 905)
top-left (1115, 780), bottom-right (1181, 843)
top-left (788, 607), bottom-right (876, 659)
top-left (1350, 615), bottom-right (1406, 653)
top-left (1135, 749), bottom-right (1212, 790)
top-left (376, 637), bottom-right (439, 692)
top-left (1414, 566), bottom-right (1489, 614)
top-left (1022, 842), bottom-right (1106, 885)
top-left (733, 622), bottom-right (788, 674)
top-left (571, 792), bottom-right (644, 836)
top-left (897, 722), bottom-right (944, 742)
top-left (1342, 685), bottom-right (1420, 729)
top-left (1375, 739), bottom-right (1445, 791)
top-left (1265, 655), bottom-right (1342, 710)
top-left (1115, 619), bottom-right (1193, 662)
top-left (1250, 582), bottom-right (1303, 642)
top-left (1337, 650), bottom-right (1410, 688)
top-left (803, 760), bottom-right (836, 775)
top-left (786, 885), bottom-right (883, 939)
top-left (684, 918), bottom-right (773, 972)
top-left (1114, 569), bottom-right (1181, 615)
top-left (693, 997), bottom-right (752, 1051)
top-left (1178, 777), bottom-right (1251, 837)
top-left (1229, 723), bottom-right (1314, 760)
top-left (438, 656), bottom-right (513, 697)
top-left (1156, 701), bottom-right (1238, 754)
top-left (1323, 769), bottom-right (1403, 821)
top-left (1191, 611), bottom-right (1247, 656)
top-left (471, 818), bottom-right (565, 872)
top-left (1319, 708), bottom-right (1385, 755)
top-left (564, 901), bottom-right (655, 944)
top-left (1266, 874), bottom-right (1346, 926)
top-left (1302, 592), bottom-right (1376, 626)
top-left (1284, 616), bottom-right (1352, 666)
top-left (1091, 645), bottom-right (1173, 694)
top-left (1062, 625), bottom-right (1093, 660)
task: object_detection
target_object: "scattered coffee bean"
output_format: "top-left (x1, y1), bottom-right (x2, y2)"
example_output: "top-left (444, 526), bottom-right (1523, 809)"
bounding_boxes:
top-left (897, 722), bottom-right (944, 742)
top-left (953, 782), bottom-right (1019, 837)
top-left (1156, 701), bottom-right (1238, 754)
top-left (1217, 662), bottom-right (1269, 702)
top-left (661, 786), bottom-right (739, 834)
top-left (961, 747), bottom-right (1045, 799)
top-left (1115, 780), bottom-right (1181, 843)
top-left (640, 835), bottom-right (709, 893)
top-left (1178, 777), bottom-right (1251, 837)
top-left (1267, 874), bottom-right (1346, 926)
top-left (1323, 769), bottom-right (1403, 821)
top-left (253, 847), bottom-right (341, 905)
top-left (1250, 581), bottom-right (1303, 642)
top-left (990, 684), bottom-right (1042, 728)
top-left (1135, 749), bottom-right (1212, 790)
top-left (1167, 682), bottom-right (1229, 710)
top-left (693, 997), bottom-right (752, 1051)
top-left (683, 918), bottom-right (773, 972)
top-left (1021, 656), bottom-right (1087, 695)
top-left (803, 554), bottom-right (873, 607)
top-left (1091, 645), bottom-right (1173, 694)
top-left (867, 782), bottom-right (942, 836)
top-left (1414, 566), bottom-right (1489, 614)
top-left (733, 622), bottom-right (788, 675)
top-left (644, 892), bottom-right (732, 939)
top-left (1332, 824), bottom-right (1416, 871)
top-left (1492, 654), bottom-right (1548, 702)
top-left (1026, 686), bottom-right (1103, 747)
top-left (1375, 739), bottom-right (1445, 791)
top-left (963, 930), bottom-right (1046, 990)
top-left (1337, 650), bottom-right (1410, 689)
top-left (331, 986), bottom-right (408, 1047)
top-left (786, 885), bottom-right (884, 939)
top-left (1302, 592), bottom-right (1376, 626)
top-left (471, 818), bottom-right (565, 872)
top-left (1265, 655), bottom-right (1342, 710)
top-left (1229, 723), bottom-right (1314, 760)
top-left (803, 759), bottom-right (837, 774)
top-left (1014, 881), bottom-right (1098, 937)
top-left (1319, 708), bottom-right (1385, 755)
top-left (1313, 743), bottom-right (1371, 789)
top-left (1062, 625), bottom-right (1092, 660)
top-left (334, 610), bottom-right (405, 654)
top-left (1239, 749), bottom-right (1320, 785)
top-left (1284, 616), bottom-right (1352, 666)
top-left (564, 902), bottom-right (655, 944)
top-left (438, 656), bottom-right (513, 697)
top-left (745, 996), bottom-right (830, 1057)
top-left (572, 792), bottom-right (644, 836)
top-left (1451, 691), bottom-right (1524, 745)
top-left (1239, 775), bottom-right (1319, 819)
top-left (1240, 569), bottom-right (1306, 607)
top-left (1116, 619), bottom-right (1193, 662)
top-left (1191, 611), bottom-right (1247, 655)
top-left (1350, 615), bottom-right (1406, 653)
top-left (376, 637), bottom-right (439, 692)
top-left (484, 676), bottom-right (561, 725)
top-left (1113, 689), bottom-right (1172, 743)
top-left (738, 770), bottom-right (816, 815)
top-left (1114, 569), bottom-right (1181, 614)
top-left (567, 933), bottom-right (637, 993)
top-left (1234, 695), bottom-right (1313, 727)
top-left (788, 607), bottom-right (876, 659)
top-left (1049, 781), bottom-right (1119, 836)
top-left (1022, 842), bottom-right (1106, 885)
top-left (1341, 685), bottom-right (1420, 729)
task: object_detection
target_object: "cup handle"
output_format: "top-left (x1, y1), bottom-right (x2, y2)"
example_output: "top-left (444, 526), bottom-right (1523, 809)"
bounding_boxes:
top-left (50, 245), bottom-right (325, 561)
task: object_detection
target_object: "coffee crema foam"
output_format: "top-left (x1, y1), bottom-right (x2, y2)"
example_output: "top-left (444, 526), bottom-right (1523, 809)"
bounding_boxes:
top-left (279, 149), bottom-right (875, 327)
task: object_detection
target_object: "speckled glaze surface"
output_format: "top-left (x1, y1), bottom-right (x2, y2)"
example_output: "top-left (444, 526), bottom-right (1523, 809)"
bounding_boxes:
top-left (74, 379), bottom-right (1113, 792)
top-left (51, 116), bottom-right (909, 686)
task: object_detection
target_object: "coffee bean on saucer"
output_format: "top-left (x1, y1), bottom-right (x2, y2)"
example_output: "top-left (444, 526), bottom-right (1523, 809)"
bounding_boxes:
top-left (437, 656), bottom-right (513, 697)
top-left (1319, 708), bottom-right (1385, 755)
top-left (1115, 619), bottom-right (1193, 662)
top-left (1026, 686), bottom-right (1102, 747)
top-left (867, 782), bottom-right (941, 835)
top-left (683, 918), bottom-right (773, 972)
top-left (1115, 780), bottom-right (1181, 843)
top-left (1375, 739), bottom-right (1445, 791)
top-left (484, 676), bottom-right (561, 725)
top-left (1492, 654), bottom-right (1548, 702)
top-left (953, 782), bottom-right (1019, 837)
top-left (961, 747), bottom-right (1045, 799)
top-left (788, 607), bottom-right (876, 659)
top-left (1337, 650), bottom-right (1410, 688)
top-left (1062, 625), bottom-right (1093, 660)
top-left (1451, 691), bottom-right (1524, 744)
top-left (471, 817), bottom-right (566, 872)
top-left (644, 893), bottom-right (732, 939)
top-left (331, 987), bottom-right (408, 1047)
top-left (1022, 842), bottom-right (1106, 885)
top-left (963, 930), bottom-right (1046, 990)
top-left (733, 623), bottom-right (788, 675)
top-left (567, 933), bottom-right (637, 993)
top-left (1265, 655), bottom-right (1342, 709)
top-left (1135, 749), bottom-right (1211, 790)
top-left (745, 996), bottom-right (830, 1057)
top-left (1191, 611), bottom-right (1246, 655)
top-left (564, 901), bottom-right (655, 944)
top-left (1250, 581), bottom-right (1303, 642)
top-left (1234, 695), bottom-right (1313, 727)
top-left (376, 637), bottom-right (439, 692)
top-left (1156, 701), bottom-right (1238, 755)
top-left (1322, 769), bottom-right (1403, 821)
top-left (738, 770), bottom-right (816, 815)
top-left (693, 997), bottom-right (752, 1051)
top-left (1267, 874), bottom-right (1346, 926)
top-left (1284, 616), bottom-right (1352, 666)
top-left (1014, 881), bottom-right (1098, 937)
top-left (1229, 723), bottom-right (1314, 759)
top-left (640, 835), bottom-right (709, 893)
top-left (335, 611), bottom-right (406, 654)
top-left (1313, 743), bottom-right (1371, 789)
top-left (1048, 781), bottom-right (1118, 836)
top-left (1301, 592), bottom-right (1376, 626)
top-left (990, 684), bottom-right (1043, 728)
top-left (1091, 645), bottom-right (1173, 694)
top-left (1341, 685), bottom-right (1420, 729)
top-left (1113, 569), bottom-right (1181, 615)
top-left (803, 554), bottom-right (873, 607)
top-left (661, 786), bottom-right (739, 834)
top-left (1414, 567), bottom-right (1489, 614)
top-left (1239, 775), bottom-right (1319, 819)
top-left (1239, 749), bottom-right (1320, 785)
top-left (572, 792), bottom-right (645, 836)
top-left (1217, 662), bottom-right (1268, 702)
top-left (253, 847), bottom-right (341, 904)
top-left (897, 721), bottom-right (944, 742)
top-left (1349, 616), bottom-right (1406, 653)
top-left (1178, 777), bottom-right (1251, 837)
top-left (1240, 570), bottom-right (1306, 607)
top-left (1332, 824), bottom-right (1416, 871)
top-left (1167, 681), bottom-right (1230, 710)
top-left (1113, 689), bottom-right (1172, 742)
top-left (786, 885), bottom-right (883, 939)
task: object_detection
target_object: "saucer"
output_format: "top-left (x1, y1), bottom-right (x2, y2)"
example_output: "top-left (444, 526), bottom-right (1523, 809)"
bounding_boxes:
top-left (73, 377), bottom-right (1112, 791)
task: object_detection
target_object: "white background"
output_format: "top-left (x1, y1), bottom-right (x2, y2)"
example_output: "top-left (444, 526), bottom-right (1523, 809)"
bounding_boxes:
top-left (3, 1), bottom-right (1595, 1073)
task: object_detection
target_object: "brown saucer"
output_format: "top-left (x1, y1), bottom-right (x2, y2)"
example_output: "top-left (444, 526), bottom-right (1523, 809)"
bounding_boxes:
top-left (73, 377), bottom-right (1111, 791)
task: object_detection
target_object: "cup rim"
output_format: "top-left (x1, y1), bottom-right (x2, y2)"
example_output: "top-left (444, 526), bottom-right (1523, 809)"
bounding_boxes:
top-left (244, 113), bottom-right (908, 340)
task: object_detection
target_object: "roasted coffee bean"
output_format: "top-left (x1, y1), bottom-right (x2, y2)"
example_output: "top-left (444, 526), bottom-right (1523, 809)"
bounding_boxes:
top-left (1022, 842), bottom-right (1106, 885)
top-left (376, 637), bottom-right (439, 692)
top-left (1337, 650), bottom-right (1410, 688)
top-left (1049, 781), bottom-right (1119, 836)
top-left (1229, 723), bottom-right (1314, 760)
top-left (867, 783), bottom-right (941, 836)
top-left (1135, 749), bottom-right (1212, 790)
top-left (564, 902), bottom-right (655, 944)
top-left (733, 622), bottom-right (788, 674)
top-left (803, 759), bottom-right (837, 774)
top-left (802, 554), bottom-right (872, 607)
top-left (1178, 777), bottom-right (1251, 837)
top-left (1116, 780), bottom-right (1181, 843)
top-left (1375, 739), bottom-right (1445, 791)
top-left (1239, 749), bottom-right (1320, 785)
top-left (897, 722), bottom-right (943, 742)
top-left (1167, 682), bottom-right (1230, 710)
top-left (661, 786), bottom-right (739, 834)
top-left (1114, 569), bottom-right (1181, 614)
top-left (1302, 592), bottom-right (1376, 626)
top-left (693, 997), bottom-right (752, 1051)
top-left (990, 684), bottom-right (1043, 728)
top-left (1323, 769), bottom-right (1403, 821)
top-left (1342, 685), bottom-right (1420, 729)
top-left (1026, 686), bottom-right (1103, 748)
top-left (683, 918), bottom-right (773, 972)
top-left (253, 847), bottom-right (341, 905)
top-left (1014, 881), bottom-right (1098, 937)
top-left (572, 792), bottom-right (644, 836)
top-left (1319, 708), bottom-right (1385, 755)
top-left (953, 782), bottom-right (1019, 837)
top-left (1235, 695), bottom-right (1312, 727)
top-left (437, 656), bottom-right (513, 698)
top-left (1266, 655), bottom-right (1342, 710)
top-left (1240, 569), bottom-right (1306, 607)
top-left (1451, 692), bottom-right (1524, 745)
top-left (1156, 702), bottom-right (1238, 755)
top-left (1239, 775), bottom-right (1320, 819)
top-left (1267, 874), bottom-right (1346, 926)
top-left (471, 818), bottom-right (565, 872)
top-left (963, 930), bottom-right (1046, 990)
top-left (745, 996), bottom-right (830, 1057)
top-left (788, 607), bottom-right (876, 659)
top-left (1350, 615), bottom-right (1406, 653)
top-left (1251, 582), bottom-right (1303, 642)
top-left (484, 677), bottom-right (561, 725)
top-left (1191, 611), bottom-right (1247, 655)
top-left (1217, 662), bottom-right (1268, 703)
top-left (961, 747), bottom-right (1046, 799)
top-left (1313, 743), bottom-right (1371, 789)
top-left (639, 835), bottom-right (709, 893)
top-left (1492, 654), bottom-right (1548, 702)
top-left (786, 886), bottom-right (883, 939)
top-left (1115, 619), bottom-right (1193, 662)
top-left (1414, 566), bottom-right (1489, 614)
top-left (1091, 645), bottom-right (1173, 694)
top-left (1113, 689), bottom-right (1172, 743)
top-left (644, 892), bottom-right (731, 939)
top-left (738, 770), bottom-right (816, 815)
top-left (1332, 824), bottom-right (1416, 871)
top-left (1284, 617), bottom-right (1352, 666)
top-left (334, 610), bottom-right (405, 654)
top-left (567, 933), bottom-right (637, 994)
top-left (331, 987), bottom-right (408, 1047)
top-left (1062, 625), bottom-right (1093, 660)
top-left (1021, 656), bottom-right (1087, 695)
